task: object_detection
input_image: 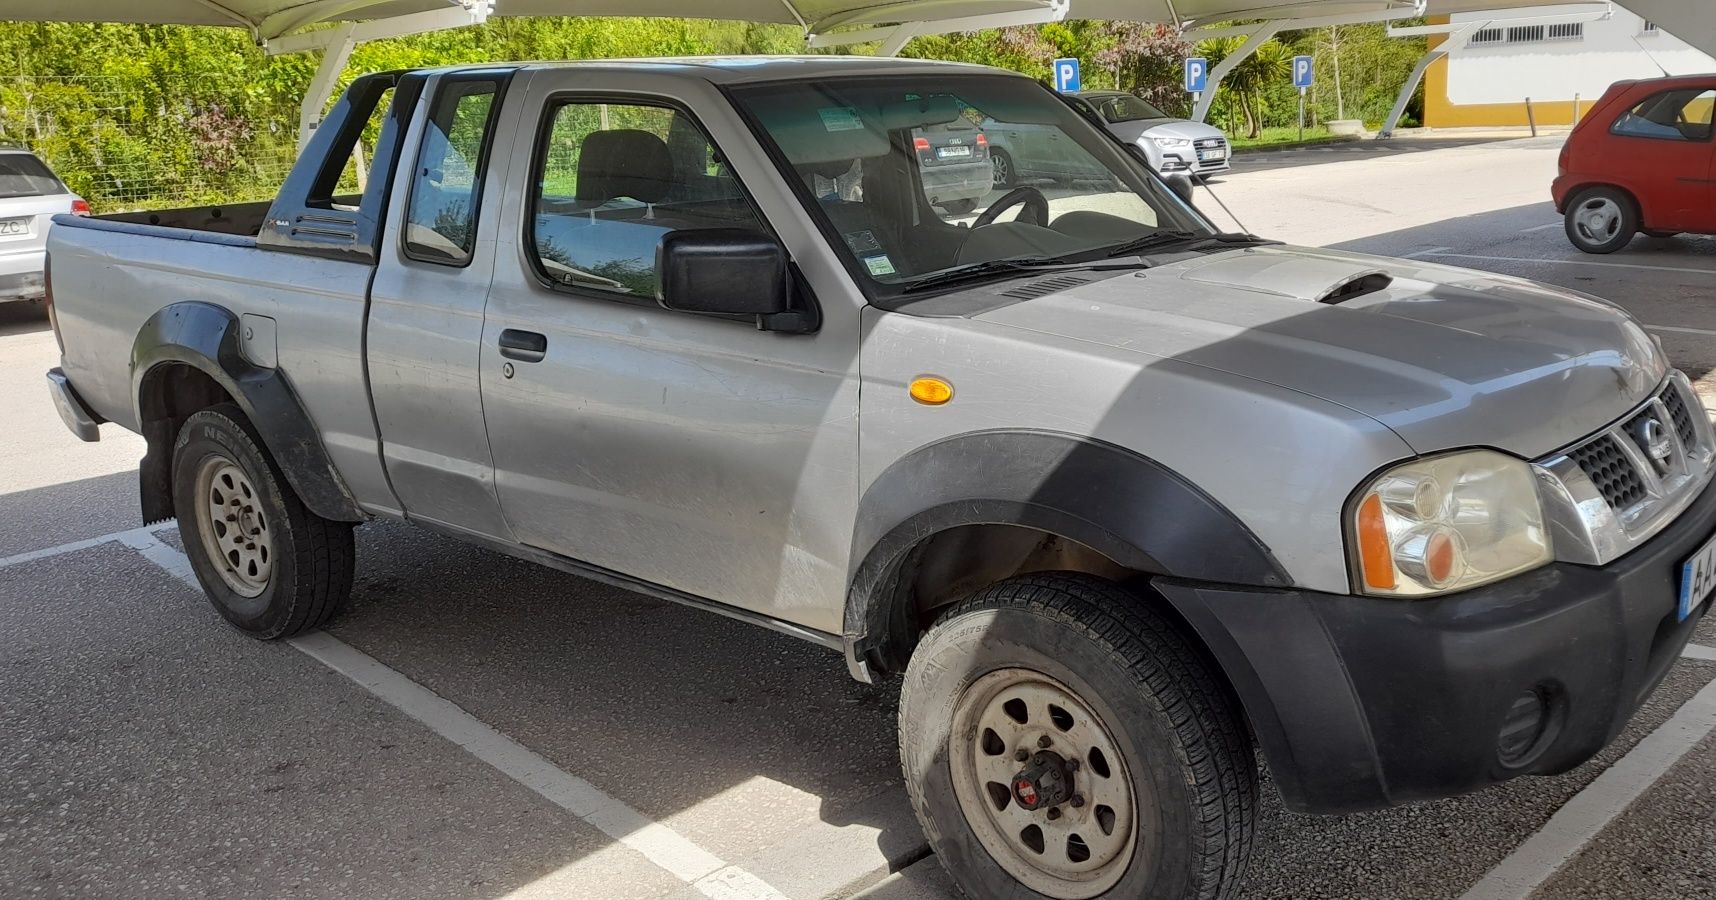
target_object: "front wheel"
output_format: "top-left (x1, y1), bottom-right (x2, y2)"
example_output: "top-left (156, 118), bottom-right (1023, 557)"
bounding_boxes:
top-left (1564, 186), bottom-right (1637, 254)
top-left (172, 403), bottom-right (354, 639)
top-left (900, 573), bottom-right (1256, 900)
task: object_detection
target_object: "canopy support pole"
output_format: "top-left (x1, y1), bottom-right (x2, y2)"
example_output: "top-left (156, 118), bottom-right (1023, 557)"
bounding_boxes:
top-left (808, 0), bottom-right (1069, 54)
top-left (298, 24), bottom-right (357, 151)
top-left (1377, 23), bottom-right (1478, 138)
top-left (1190, 21), bottom-right (1280, 124)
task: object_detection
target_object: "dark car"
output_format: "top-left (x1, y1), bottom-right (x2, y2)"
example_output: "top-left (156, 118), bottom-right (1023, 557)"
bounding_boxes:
top-left (1554, 74), bottom-right (1716, 253)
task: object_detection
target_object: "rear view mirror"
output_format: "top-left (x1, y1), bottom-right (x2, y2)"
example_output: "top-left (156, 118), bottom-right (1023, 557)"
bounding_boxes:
top-left (1163, 173), bottom-right (1196, 206)
top-left (656, 229), bottom-right (810, 332)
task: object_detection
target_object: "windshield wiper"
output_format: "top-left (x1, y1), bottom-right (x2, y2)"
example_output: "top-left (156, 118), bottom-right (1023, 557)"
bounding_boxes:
top-left (1104, 230), bottom-right (1276, 258)
top-left (895, 257), bottom-right (1060, 294)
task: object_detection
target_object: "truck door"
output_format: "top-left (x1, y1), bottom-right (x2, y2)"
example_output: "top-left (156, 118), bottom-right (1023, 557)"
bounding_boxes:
top-left (476, 72), bottom-right (861, 636)
top-left (366, 69), bottom-right (519, 538)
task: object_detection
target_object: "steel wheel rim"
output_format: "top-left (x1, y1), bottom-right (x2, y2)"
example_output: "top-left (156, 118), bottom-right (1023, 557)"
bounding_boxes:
top-left (1576, 197), bottom-right (1622, 244)
top-left (949, 668), bottom-right (1137, 898)
top-left (194, 457), bottom-right (272, 598)
top-left (992, 154), bottom-right (1011, 186)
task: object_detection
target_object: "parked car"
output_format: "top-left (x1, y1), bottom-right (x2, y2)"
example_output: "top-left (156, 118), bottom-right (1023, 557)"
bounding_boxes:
top-left (912, 117), bottom-right (991, 214)
top-left (1075, 90), bottom-right (1232, 177)
top-left (46, 59), bottom-right (1715, 900)
top-left (1554, 74), bottom-right (1715, 253)
top-left (0, 148), bottom-right (87, 303)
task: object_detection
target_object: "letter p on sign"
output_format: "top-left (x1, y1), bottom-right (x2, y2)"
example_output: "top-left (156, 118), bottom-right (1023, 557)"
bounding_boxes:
top-left (1053, 57), bottom-right (1081, 93)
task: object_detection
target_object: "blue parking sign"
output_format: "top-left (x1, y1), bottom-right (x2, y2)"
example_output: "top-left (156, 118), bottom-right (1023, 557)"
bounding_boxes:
top-left (1293, 55), bottom-right (1314, 89)
top-left (1184, 57), bottom-right (1208, 93)
top-left (1053, 58), bottom-right (1081, 93)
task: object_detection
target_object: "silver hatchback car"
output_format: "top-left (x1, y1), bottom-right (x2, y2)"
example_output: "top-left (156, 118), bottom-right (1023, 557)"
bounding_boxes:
top-left (0, 149), bottom-right (87, 302)
top-left (1074, 90), bottom-right (1232, 177)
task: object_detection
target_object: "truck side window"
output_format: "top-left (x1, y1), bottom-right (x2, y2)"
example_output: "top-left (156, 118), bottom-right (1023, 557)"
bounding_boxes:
top-left (528, 100), bottom-right (767, 300)
top-left (404, 78), bottom-right (502, 265)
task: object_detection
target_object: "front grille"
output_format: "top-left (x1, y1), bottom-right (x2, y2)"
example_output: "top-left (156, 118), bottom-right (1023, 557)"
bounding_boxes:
top-left (1571, 436), bottom-right (1648, 510)
top-left (1194, 137), bottom-right (1225, 150)
top-left (1664, 383), bottom-right (1698, 449)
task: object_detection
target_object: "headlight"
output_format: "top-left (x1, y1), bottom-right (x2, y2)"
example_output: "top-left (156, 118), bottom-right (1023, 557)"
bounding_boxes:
top-left (1349, 450), bottom-right (1551, 597)
top-left (1149, 136), bottom-right (1192, 149)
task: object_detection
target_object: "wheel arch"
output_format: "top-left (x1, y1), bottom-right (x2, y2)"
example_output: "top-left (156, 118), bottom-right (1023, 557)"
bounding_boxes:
top-left (842, 430), bottom-right (1290, 679)
top-left (132, 301), bottom-right (362, 525)
top-left (1562, 181), bottom-right (1644, 221)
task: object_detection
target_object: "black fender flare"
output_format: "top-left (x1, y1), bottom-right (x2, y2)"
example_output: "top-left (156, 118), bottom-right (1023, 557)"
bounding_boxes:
top-left (131, 301), bottom-right (363, 524)
top-left (843, 429), bottom-right (1288, 675)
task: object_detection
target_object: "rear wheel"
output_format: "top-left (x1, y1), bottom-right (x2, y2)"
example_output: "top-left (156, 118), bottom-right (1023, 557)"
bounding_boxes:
top-left (900, 573), bottom-right (1256, 900)
top-left (991, 149), bottom-right (1016, 188)
top-left (172, 403), bottom-right (354, 638)
top-left (1564, 186), bottom-right (1637, 254)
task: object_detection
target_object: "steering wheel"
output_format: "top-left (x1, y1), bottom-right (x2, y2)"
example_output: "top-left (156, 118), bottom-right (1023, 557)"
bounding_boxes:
top-left (973, 186), bottom-right (1050, 228)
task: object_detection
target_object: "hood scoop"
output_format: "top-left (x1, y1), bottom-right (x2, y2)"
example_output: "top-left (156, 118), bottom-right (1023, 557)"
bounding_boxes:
top-left (1180, 250), bottom-right (1392, 304)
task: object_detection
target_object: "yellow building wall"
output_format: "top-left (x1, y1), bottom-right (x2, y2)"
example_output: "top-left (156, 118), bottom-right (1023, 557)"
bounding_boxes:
top-left (1422, 16), bottom-right (1592, 128)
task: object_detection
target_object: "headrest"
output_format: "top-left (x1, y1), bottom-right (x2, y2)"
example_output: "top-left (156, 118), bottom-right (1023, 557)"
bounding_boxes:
top-left (577, 129), bottom-right (673, 206)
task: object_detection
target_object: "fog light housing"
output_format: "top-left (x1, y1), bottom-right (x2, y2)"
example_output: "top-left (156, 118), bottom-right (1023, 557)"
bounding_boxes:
top-left (1497, 687), bottom-right (1552, 766)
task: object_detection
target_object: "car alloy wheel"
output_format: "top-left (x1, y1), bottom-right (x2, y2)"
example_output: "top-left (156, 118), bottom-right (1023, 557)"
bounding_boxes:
top-left (948, 668), bottom-right (1137, 899)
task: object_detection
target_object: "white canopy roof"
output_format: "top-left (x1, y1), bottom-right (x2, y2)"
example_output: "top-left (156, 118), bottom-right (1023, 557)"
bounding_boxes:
top-left (0, 0), bottom-right (1704, 54)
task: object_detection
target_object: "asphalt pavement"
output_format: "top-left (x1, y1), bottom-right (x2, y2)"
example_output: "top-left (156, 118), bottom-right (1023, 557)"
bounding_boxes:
top-left (4, 135), bottom-right (1716, 900)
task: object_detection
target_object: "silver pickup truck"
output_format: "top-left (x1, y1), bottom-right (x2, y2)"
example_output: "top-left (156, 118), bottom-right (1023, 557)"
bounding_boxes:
top-left (44, 58), bottom-right (1716, 899)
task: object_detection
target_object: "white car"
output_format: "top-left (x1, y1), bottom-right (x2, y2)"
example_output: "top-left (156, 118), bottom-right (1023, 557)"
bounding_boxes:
top-left (1071, 90), bottom-right (1233, 177)
top-left (0, 148), bottom-right (88, 303)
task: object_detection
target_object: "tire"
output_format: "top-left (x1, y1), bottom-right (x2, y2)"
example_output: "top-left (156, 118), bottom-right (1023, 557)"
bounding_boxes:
top-left (991, 149), bottom-right (1016, 188)
top-left (172, 402), bottom-right (354, 639)
top-left (1564, 186), bottom-right (1637, 254)
top-left (941, 197), bottom-right (979, 216)
top-left (900, 573), bottom-right (1255, 900)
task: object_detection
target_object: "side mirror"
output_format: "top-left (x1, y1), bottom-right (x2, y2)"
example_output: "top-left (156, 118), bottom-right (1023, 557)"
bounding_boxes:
top-left (656, 228), bottom-right (808, 331)
top-left (1163, 173), bottom-right (1196, 206)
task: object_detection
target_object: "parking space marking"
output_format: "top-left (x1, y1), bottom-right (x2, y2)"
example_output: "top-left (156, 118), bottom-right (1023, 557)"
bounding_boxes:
top-left (1422, 252), bottom-right (1716, 276)
top-left (1687, 644), bottom-right (1716, 663)
top-left (1404, 246), bottom-right (1453, 259)
top-left (1459, 673), bottom-right (1716, 900)
top-left (0, 522), bottom-right (172, 569)
top-left (1644, 324), bottom-right (1716, 338)
top-left (1521, 222), bottom-right (1564, 233)
top-left (122, 537), bottom-right (791, 900)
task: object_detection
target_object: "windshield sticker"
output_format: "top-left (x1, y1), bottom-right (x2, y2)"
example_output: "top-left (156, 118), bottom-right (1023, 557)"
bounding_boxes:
top-left (818, 106), bottom-right (865, 133)
top-left (844, 231), bottom-right (882, 254)
top-left (864, 254), bottom-right (897, 277)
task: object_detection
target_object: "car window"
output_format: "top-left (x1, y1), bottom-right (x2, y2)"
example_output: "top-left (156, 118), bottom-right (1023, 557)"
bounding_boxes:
top-left (1611, 88), bottom-right (1715, 142)
top-left (404, 77), bottom-right (501, 266)
top-left (730, 75), bottom-right (1206, 299)
top-left (1096, 96), bottom-right (1168, 123)
top-left (529, 101), bottom-right (766, 300)
top-left (0, 154), bottom-right (66, 199)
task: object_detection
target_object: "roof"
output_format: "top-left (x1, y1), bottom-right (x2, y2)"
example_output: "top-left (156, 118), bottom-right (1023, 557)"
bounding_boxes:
top-left (498, 54), bottom-right (1009, 83)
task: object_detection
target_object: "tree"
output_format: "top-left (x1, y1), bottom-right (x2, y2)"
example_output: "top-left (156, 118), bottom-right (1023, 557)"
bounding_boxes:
top-left (1200, 36), bottom-right (1291, 138)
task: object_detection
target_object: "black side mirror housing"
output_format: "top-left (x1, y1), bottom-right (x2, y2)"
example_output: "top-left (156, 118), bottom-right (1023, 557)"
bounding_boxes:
top-left (656, 228), bottom-right (809, 332)
top-left (1163, 173), bottom-right (1196, 206)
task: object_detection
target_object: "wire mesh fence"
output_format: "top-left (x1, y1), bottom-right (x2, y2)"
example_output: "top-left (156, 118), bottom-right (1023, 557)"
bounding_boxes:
top-left (0, 74), bottom-right (301, 212)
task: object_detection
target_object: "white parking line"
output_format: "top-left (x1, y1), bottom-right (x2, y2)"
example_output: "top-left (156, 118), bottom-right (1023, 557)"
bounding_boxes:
top-left (1522, 222), bottom-right (1564, 233)
top-left (1643, 324), bottom-right (1716, 338)
top-left (1460, 661), bottom-right (1716, 900)
top-left (1405, 246), bottom-right (1453, 259)
top-left (123, 537), bottom-right (790, 900)
top-left (0, 522), bottom-right (174, 569)
top-left (1423, 251), bottom-right (1716, 276)
top-left (1686, 643), bottom-right (1716, 663)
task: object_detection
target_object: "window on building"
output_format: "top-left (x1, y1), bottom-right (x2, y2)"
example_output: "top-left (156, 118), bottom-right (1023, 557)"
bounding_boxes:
top-left (1611, 89), bottom-right (1715, 142)
top-left (1546, 23), bottom-right (1584, 41)
top-left (528, 100), bottom-right (766, 300)
top-left (1506, 25), bottom-right (1545, 43)
top-left (1470, 27), bottom-right (1505, 45)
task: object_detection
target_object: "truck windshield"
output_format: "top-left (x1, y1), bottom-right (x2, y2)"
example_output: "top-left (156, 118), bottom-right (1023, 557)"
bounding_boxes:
top-left (728, 75), bottom-right (1212, 298)
top-left (0, 154), bottom-right (65, 199)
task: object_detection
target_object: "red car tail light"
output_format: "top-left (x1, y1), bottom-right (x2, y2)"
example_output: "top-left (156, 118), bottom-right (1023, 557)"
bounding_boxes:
top-left (913, 136), bottom-right (931, 151)
top-left (70, 197), bottom-right (90, 216)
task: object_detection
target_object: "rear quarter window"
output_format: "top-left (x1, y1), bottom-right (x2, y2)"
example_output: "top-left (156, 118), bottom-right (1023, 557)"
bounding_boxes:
top-left (1610, 88), bottom-right (1715, 142)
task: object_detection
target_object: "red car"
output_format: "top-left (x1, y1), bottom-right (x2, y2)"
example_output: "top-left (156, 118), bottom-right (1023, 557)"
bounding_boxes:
top-left (1554, 74), bottom-right (1715, 254)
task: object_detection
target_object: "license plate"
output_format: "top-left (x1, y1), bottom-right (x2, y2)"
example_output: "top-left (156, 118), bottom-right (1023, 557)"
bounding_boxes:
top-left (1198, 147), bottom-right (1227, 161)
top-left (937, 145), bottom-right (972, 159)
top-left (0, 218), bottom-right (29, 236)
top-left (1677, 530), bottom-right (1716, 621)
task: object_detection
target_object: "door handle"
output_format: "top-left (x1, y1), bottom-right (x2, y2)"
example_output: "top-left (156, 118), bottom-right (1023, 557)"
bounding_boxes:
top-left (498, 329), bottom-right (547, 362)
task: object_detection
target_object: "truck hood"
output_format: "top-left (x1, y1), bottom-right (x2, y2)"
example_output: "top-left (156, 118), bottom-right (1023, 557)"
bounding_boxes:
top-left (973, 245), bottom-right (1666, 459)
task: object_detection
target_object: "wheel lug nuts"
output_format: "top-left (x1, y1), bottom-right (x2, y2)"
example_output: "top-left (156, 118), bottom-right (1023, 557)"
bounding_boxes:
top-left (1046, 808), bottom-right (1062, 820)
top-left (1066, 759), bottom-right (1080, 772)
top-left (1014, 749), bottom-right (1029, 762)
top-left (1070, 794), bottom-right (1085, 808)
top-left (1037, 736), bottom-right (1051, 749)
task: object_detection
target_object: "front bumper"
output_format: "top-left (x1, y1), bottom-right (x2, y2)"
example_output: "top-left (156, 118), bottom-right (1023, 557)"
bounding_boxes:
top-left (0, 250), bottom-right (45, 300)
top-left (1157, 478), bottom-right (1716, 815)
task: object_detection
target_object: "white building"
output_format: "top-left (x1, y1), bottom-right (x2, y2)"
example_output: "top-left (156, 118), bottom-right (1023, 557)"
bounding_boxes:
top-left (1426, 4), bottom-right (1716, 128)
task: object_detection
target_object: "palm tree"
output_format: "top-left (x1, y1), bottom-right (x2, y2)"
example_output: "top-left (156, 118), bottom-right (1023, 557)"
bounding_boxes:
top-left (1200, 36), bottom-right (1292, 138)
